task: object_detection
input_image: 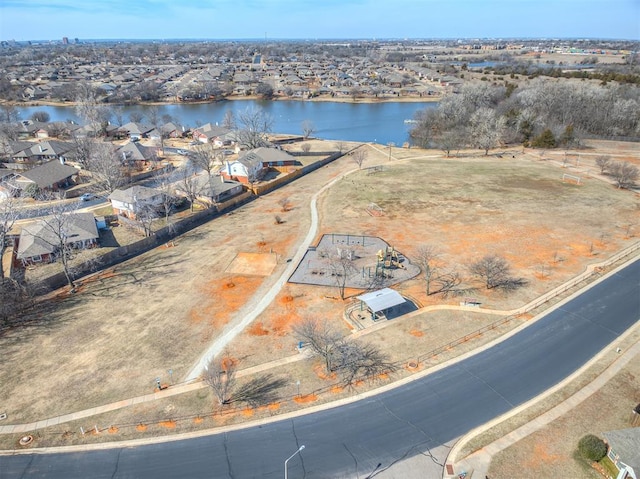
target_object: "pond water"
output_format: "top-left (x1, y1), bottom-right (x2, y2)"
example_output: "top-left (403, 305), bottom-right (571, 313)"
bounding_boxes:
top-left (17, 100), bottom-right (437, 145)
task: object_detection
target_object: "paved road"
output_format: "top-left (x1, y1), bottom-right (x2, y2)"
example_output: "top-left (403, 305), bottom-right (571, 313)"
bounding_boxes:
top-left (3, 259), bottom-right (639, 478)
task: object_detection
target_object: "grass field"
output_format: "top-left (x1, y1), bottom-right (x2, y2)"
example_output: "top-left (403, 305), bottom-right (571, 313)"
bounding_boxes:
top-left (1, 139), bottom-right (638, 451)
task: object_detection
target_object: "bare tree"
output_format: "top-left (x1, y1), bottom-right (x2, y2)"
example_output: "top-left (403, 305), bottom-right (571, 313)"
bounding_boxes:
top-left (205, 354), bottom-right (287, 407)
top-left (470, 108), bottom-right (505, 155)
top-left (190, 143), bottom-right (220, 177)
top-left (608, 161), bottom-right (639, 189)
top-left (326, 247), bottom-right (357, 300)
top-left (145, 106), bottom-right (165, 155)
top-left (222, 110), bottom-right (236, 130)
top-left (335, 141), bottom-right (346, 154)
top-left (71, 134), bottom-right (96, 169)
top-left (86, 142), bottom-right (128, 193)
top-left (135, 199), bottom-right (159, 237)
top-left (75, 83), bottom-right (110, 136)
top-left (301, 120), bottom-right (315, 139)
top-left (152, 171), bottom-right (179, 229)
top-left (293, 318), bottom-right (396, 386)
top-left (177, 165), bottom-right (203, 212)
top-left (37, 203), bottom-right (81, 289)
top-left (301, 143), bottom-right (311, 153)
top-left (0, 104), bottom-right (20, 123)
top-left (351, 148), bottom-right (367, 169)
top-left (431, 269), bottom-right (474, 298)
top-left (333, 340), bottom-right (397, 386)
top-left (595, 155), bottom-right (611, 174)
top-left (293, 318), bottom-right (343, 373)
top-left (204, 355), bottom-right (238, 405)
top-left (469, 254), bottom-right (510, 289)
top-left (30, 111), bottom-right (50, 123)
top-left (0, 198), bottom-right (19, 279)
top-left (469, 254), bottom-right (525, 290)
top-left (414, 244), bottom-right (439, 296)
top-left (236, 107), bottom-right (273, 149)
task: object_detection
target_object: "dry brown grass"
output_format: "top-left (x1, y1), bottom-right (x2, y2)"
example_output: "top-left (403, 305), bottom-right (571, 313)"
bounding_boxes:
top-left (487, 348), bottom-right (640, 479)
top-left (1, 139), bottom-right (638, 451)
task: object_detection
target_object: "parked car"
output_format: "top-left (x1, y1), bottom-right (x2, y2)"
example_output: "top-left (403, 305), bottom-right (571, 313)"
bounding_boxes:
top-left (176, 149), bottom-right (188, 155)
top-left (79, 193), bottom-right (95, 201)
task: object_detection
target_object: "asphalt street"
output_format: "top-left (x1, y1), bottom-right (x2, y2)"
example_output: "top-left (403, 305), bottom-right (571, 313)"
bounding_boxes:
top-left (2, 258), bottom-right (639, 479)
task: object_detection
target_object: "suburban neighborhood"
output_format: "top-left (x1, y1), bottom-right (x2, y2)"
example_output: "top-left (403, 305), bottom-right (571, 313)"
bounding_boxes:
top-left (0, 34), bottom-right (639, 479)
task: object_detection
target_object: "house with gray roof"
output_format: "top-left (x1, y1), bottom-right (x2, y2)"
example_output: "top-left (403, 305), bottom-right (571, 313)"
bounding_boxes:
top-left (108, 185), bottom-right (166, 219)
top-left (603, 428), bottom-right (640, 479)
top-left (14, 159), bottom-right (79, 193)
top-left (176, 174), bottom-right (243, 206)
top-left (17, 212), bottom-right (99, 265)
top-left (192, 123), bottom-right (235, 146)
top-left (116, 141), bottom-right (157, 166)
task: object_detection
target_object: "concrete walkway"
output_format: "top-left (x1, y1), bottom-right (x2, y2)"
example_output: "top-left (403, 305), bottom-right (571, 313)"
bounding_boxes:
top-left (183, 164), bottom-right (358, 381)
top-left (442, 327), bottom-right (640, 479)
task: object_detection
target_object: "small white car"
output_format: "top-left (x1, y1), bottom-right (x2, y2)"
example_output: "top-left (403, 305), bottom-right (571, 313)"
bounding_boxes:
top-left (79, 193), bottom-right (95, 201)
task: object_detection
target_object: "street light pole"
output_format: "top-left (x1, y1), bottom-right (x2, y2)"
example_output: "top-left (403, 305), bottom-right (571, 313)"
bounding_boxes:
top-left (284, 444), bottom-right (305, 479)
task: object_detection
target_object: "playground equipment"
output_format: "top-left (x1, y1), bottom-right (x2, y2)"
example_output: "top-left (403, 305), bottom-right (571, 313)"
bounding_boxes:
top-left (377, 246), bottom-right (404, 269)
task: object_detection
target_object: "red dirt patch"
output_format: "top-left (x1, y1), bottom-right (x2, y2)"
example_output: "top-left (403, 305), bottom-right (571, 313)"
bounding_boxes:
top-left (159, 420), bottom-right (176, 429)
top-left (409, 329), bottom-right (424, 337)
top-left (136, 424), bottom-right (147, 432)
top-left (330, 385), bottom-right (344, 394)
top-left (294, 394), bottom-right (318, 404)
top-left (242, 407), bottom-right (254, 417)
top-left (108, 426), bottom-right (118, 434)
top-left (314, 363), bottom-right (337, 381)
top-left (193, 417), bottom-right (204, 424)
top-left (248, 321), bottom-right (270, 336)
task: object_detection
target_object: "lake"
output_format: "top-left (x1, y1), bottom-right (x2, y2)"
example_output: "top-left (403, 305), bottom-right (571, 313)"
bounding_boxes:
top-left (17, 100), bottom-right (437, 145)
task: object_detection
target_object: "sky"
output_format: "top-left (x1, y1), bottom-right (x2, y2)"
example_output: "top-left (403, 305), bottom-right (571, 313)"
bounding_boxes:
top-left (0, 0), bottom-right (638, 42)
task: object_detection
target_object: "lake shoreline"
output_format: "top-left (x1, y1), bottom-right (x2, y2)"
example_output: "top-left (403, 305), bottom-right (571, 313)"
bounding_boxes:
top-left (12, 93), bottom-right (440, 109)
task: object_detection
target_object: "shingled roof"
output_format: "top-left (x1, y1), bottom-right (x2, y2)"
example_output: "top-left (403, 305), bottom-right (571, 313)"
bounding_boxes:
top-left (17, 212), bottom-right (99, 260)
top-left (17, 160), bottom-right (79, 189)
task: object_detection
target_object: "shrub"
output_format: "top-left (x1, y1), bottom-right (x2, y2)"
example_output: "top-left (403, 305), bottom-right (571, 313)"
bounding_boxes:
top-left (578, 434), bottom-right (608, 462)
top-left (531, 129), bottom-right (557, 148)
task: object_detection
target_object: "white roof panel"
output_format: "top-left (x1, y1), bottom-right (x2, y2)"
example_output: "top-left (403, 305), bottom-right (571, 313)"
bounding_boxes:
top-left (356, 288), bottom-right (405, 313)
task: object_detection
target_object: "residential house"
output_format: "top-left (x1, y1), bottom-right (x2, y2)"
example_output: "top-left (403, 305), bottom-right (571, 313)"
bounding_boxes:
top-left (16, 212), bottom-right (99, 265)
top-left (220, 154), bottom-right (264, 184)
top-left (177, 174), bottom-right (243, 206)
top-left (116, 141), bottom-right (157, 167)
top-left (603, 428), bottom-right (640, 479)
top-left (191, 123), bottom-right (235, 146)
top-left (117, 122), bottom-right (157, 141)
top-left (245, 147), bottom-right (298, 168)
top-left (160, 122), bottom-right (188, 138)
top-left (14, 159), bottom-right (79, 194)
top-left (10, 141), bottom-right (75, 168)
top-left (108, 185), bottom-right (165, 219)
top-left (16, 120), bottom-right (49, 140)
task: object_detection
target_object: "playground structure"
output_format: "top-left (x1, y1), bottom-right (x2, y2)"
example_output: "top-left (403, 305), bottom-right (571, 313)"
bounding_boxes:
top-left (288, 234), bottom-right (420, 290)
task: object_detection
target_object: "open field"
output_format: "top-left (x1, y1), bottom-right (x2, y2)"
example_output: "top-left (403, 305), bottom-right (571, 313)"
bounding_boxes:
top-left (1, 139), bottom-right (639, 450)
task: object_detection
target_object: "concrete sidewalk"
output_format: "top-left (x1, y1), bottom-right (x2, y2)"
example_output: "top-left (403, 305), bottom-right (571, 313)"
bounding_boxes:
top-left (442, 324), bottom-right (640, 479)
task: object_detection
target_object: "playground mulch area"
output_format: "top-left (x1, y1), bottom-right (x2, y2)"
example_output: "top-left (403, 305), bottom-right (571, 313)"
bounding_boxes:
top-left (288, 233), bottom-right (420, 289)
